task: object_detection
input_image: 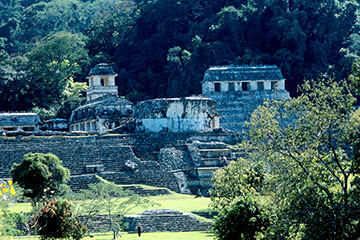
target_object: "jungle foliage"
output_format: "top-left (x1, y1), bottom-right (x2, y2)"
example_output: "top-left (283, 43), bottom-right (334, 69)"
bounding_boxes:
top-left (0, 0), bottom-right (359, 118)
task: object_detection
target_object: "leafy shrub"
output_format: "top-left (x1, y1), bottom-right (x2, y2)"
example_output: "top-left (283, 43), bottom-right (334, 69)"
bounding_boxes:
top-left (34, 198), bottom-right (86, 240)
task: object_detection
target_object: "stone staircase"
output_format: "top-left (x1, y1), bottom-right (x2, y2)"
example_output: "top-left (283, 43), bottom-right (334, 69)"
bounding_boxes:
top-left (185, 141), bottom-right (237, 194)
top-left (125, 209), bottom-right (212, 232)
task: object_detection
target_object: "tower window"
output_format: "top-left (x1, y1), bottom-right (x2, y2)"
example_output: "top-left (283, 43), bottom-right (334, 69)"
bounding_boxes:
top-left (271, 81), bottom-right (278, 90)
top-left (257, 82), bottom-right (264, 90)
top-left (101, 78), bottom-right (105, 86)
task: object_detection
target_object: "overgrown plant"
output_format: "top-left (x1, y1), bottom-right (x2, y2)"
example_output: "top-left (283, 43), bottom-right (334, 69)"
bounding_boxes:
top-left (0, 180), bottom-right (21, 238)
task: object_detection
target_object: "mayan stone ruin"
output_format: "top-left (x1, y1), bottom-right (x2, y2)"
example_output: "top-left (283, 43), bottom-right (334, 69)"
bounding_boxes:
top-left (0, 64), bottom-right (290, 196)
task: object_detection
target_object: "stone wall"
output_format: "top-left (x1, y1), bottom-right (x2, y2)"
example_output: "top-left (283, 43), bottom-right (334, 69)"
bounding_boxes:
top-left (0, 134), bottom-right (187, 191)
top-left (134, 97), bottom-right (218, 133)
top-left (203, 90), bottom-right (290, 132)
top-left (0, 131), bottom-right (239, 191)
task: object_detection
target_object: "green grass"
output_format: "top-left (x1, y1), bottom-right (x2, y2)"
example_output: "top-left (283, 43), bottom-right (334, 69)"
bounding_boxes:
top-left (8, 188), bottom-right (212, 222)
top-left (13, 231), bottom-right (214, 240)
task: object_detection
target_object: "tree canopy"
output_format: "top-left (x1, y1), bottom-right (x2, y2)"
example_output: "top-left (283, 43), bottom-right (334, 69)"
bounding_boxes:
top-left (211, 78), bottom-right (360, 239)
top-left (10, 153), bottom-right (70, 204)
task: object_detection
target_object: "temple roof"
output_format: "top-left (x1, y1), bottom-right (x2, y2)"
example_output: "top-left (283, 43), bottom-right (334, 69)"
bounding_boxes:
top-left (86, 63), bottom-right (118, 78)
top-left (69, 95), bottom-right (133, 124)
top-left (202, 65), bottom-right (284, 83)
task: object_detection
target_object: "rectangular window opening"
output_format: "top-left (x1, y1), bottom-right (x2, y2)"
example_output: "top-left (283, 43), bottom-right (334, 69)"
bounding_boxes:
top-left (271, 81), bottom-right (278, 90)
top-left (242, 82), bottom-right (250, 91)
top-left (214, 83), bottom-right (221, 92)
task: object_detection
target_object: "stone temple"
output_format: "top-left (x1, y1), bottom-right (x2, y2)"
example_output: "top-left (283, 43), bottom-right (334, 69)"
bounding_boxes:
top-left (202, 65), bottom-right (290, 131)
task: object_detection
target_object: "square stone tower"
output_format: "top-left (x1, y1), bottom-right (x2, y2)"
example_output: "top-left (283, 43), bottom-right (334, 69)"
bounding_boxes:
top-left (86, 63), bottom-right (119, 102)
top-left (201, 65), bottom-right (290, 132)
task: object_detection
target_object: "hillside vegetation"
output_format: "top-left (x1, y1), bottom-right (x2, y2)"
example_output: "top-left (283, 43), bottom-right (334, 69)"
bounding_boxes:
top-left (0, 0), bottom-right (359, 119)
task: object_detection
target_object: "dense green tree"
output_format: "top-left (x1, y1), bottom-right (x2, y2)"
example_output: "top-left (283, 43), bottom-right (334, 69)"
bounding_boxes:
top-left (349, 58), bottom-right (360, 99)
top-left (211, 159), bottom-right (270, 240)
top-left (0, 55), bottom-right (35, 111)
top-left (10, 153), bottom-right (70, 205)
top-left (210, 159), bottom-right (266, 211)
top-left (26, 31), bottom-right (89, 118)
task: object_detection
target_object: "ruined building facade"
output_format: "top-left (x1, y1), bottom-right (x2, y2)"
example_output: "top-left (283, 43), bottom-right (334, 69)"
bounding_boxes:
top-left (134, 97), bottom-right (220, 133)
top-left (0, 113), bottom-right (40, 131)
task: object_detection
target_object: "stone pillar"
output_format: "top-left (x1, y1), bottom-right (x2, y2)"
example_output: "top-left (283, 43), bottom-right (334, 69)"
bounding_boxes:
top-left (278, 80), bottom-right (285, 90)
top-left (264, 81), bottom-right (271, 90)
top-left (234, 82), bottom-right (241, 91)
top-left (93, 76), bottom-right (101, 86)
top-left (221, 82), bottom-right (228, 92)
top-left (108, 76), bottom-right (115, 86)
top-left (202, 82), bottom-right (213, 94)
top-left (250, 81), bottom-right (257, 91)
top-left (88, 122), bottom-right (94, 132)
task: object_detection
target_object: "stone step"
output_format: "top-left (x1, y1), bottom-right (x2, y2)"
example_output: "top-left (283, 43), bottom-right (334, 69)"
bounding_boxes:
top-left (125, 209), bottom-right (212, 232)
top-left (216, 103), bottom-right (246, 109)
top-left (195, 141), bottom-right (228, 149)
top-left (220, 126), bottom-right (245, 132)
top-left (201, 157), bottom-right (233, 167)
top-left (195, 167), bottom-right (220, 179)
top-left (199, 148), bottom-right (231, 158)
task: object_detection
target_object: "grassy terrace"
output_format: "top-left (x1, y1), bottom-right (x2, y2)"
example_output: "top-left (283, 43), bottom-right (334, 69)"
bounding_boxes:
top-left (9, 185), bottom-right (215, 239)
top-left (8, 185), bottom-right (213, 222)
